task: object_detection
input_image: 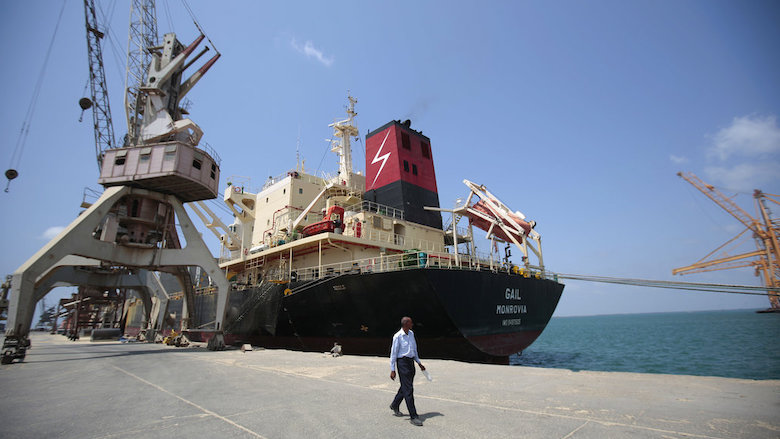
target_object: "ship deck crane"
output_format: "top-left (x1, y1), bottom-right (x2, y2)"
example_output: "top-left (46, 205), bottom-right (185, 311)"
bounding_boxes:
top-left (673, 172), bottom-right (780, 311)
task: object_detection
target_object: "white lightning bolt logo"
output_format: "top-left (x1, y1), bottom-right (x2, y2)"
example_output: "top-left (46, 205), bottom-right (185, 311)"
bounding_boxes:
top-left (370, 130), bottom-right (392, 188)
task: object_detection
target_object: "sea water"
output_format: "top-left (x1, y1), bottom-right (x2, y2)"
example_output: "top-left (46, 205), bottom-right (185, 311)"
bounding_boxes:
top-left (510, 309), bottom-right (780, 380)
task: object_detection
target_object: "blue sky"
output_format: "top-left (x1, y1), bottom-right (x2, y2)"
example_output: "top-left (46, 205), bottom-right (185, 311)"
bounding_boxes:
top-left (1, 1), bottom-right (778, 321)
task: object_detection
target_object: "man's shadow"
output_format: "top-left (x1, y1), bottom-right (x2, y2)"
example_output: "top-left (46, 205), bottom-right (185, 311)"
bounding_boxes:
top-left (418, 412), bottom-right (444, 422)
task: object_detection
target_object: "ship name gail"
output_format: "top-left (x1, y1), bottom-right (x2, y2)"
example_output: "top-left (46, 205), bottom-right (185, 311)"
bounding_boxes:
top-left (497, 288), bottom-right (527, 315)
top-left (505, 288), bottom-right (522, 300)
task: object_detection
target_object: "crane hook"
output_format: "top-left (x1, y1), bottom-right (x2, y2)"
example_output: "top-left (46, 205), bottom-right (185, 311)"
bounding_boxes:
top-left (78, 97), bottom-right (92, 122)
top-left (4, 169), bottom-right (18, 193)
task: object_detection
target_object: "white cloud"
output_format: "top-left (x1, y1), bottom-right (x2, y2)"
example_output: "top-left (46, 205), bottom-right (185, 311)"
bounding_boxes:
top-left (704, 162), bottom-right (780, 192)
top-left (702, 114), bottom-right (780, 191)
top-left (708, 115), bottom-right (780, 161)
top-left (669, 154), bottom-right (688, 165)
top-left (40, 226), bottom-right (65, 240)
top-left (290, 38), bottom-right (334, 67)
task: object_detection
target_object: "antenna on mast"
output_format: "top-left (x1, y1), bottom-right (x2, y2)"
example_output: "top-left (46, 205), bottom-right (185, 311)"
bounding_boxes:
top-left (329, 93), bottom-right (359, 187)
top-left (296, 125), bottom-right (304, 173)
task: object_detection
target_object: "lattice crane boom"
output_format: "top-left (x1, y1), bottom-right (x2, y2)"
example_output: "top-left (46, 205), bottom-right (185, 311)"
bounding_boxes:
top-left (124, 0), bottom-right (158, 147)
top-left (755, 192), bottom-right (780, 300)
top-left (672, 250), bottom-right (764, 275)
top-left (674, 172), bottom-right (779, 310)
top-left (83, 0), bottom-right (116, 169)
top-left (677, 172), bottom-right (758, 234)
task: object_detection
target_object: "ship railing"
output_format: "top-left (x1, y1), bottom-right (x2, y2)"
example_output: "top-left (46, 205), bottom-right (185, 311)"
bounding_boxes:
top-left (341, 227), bottom-right (445, 253)
top-left (261, 172), bottom-right (290, 190)
top-left (292, 250), bottom-right (557, 282)
top-left (448, 225), bottom-right (472, 238)
top-left (219, 246), bottom-right (232, 264)
top-left (217, 227), bottom-right (447, 265)
top-left (324, 174), bottom-right (365, 192)
top-left (261, 171), bottom-right (327, 191)
top-left (343, 200), bottom-right (405, 220)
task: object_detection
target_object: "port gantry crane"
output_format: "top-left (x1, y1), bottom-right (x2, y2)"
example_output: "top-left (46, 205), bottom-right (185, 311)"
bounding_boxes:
top-left (673, 172), bottom-right (780, 312)
top-left (2, 0), bottom-right (227, 364)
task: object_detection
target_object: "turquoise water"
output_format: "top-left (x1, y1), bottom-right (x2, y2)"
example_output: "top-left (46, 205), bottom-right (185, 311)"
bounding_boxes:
top-left (510, 309), bottom-right (780, 380)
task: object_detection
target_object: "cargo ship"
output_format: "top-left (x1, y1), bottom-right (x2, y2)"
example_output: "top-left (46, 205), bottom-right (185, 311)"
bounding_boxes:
top-left (184, 97), bottom-right (564, 362)
top-left (0, 5), bottom-right (556, 366)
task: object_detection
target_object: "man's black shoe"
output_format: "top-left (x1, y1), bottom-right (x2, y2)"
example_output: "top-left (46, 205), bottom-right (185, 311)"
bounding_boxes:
top-left (410, 418), bottom-right (423, 426)
top-left (390, 405), bottom-right (402, 416)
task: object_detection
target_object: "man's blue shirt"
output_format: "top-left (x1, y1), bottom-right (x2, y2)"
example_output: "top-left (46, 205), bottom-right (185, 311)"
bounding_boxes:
top-left (390, 328), bottom-right (420, 372)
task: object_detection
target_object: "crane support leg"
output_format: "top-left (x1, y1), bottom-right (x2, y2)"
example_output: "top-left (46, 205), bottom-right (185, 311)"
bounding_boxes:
top-left (2, 186), bottom-right (229, 364)
top-left (32, 266), bottom-right (172, 342)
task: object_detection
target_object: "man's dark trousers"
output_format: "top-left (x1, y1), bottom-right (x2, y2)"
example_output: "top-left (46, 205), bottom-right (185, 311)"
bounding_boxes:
top-left (391, 357), bottom-right (418, 418)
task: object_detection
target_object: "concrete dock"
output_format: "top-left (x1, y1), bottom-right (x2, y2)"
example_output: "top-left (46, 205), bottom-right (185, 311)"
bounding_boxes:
top-left (0, 333), bottom-right (777, 438)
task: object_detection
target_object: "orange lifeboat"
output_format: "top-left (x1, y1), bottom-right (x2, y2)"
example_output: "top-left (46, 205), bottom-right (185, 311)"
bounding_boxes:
top-left (465, 200), bottom-right (533, 243)
top-left (302, 206), bottom-right (345, 237)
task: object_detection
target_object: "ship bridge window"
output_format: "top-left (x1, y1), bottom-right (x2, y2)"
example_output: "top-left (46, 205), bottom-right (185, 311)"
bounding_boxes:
top-left (299, 188), bottom-right (303, 194)
top-left (402, 132), bottom-right (411, 150)
top-left (211, 163), bottom-right (216, 179)
top-left (403, 160), bottom-right (409, 172)
top-left (421, 141), bottom-right (430, 158)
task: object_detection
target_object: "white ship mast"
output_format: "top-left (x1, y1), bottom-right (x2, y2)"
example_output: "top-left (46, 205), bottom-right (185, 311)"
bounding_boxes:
top-left (329, 95), bottom-right (359, 188)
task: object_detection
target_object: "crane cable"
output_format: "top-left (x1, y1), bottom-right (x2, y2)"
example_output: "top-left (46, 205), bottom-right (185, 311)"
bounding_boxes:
top-left (555, 273), bottom-right (779, 297)
top-left (5, 0), bottom-right (68, 193)
top-left (181, 0), bottom-right (220, 54)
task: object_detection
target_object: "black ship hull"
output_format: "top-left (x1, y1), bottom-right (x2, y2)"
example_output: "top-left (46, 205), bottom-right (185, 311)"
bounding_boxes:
top-left (187, 268), bottom-right (563, 363)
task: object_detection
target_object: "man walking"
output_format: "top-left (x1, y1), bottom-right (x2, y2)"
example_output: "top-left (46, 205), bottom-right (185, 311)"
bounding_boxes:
top-left (389, 316), bottom-right (425, 426)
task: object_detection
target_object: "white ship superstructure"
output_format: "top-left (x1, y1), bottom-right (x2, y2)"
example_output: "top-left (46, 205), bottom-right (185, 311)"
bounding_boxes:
top-left (201, 97), bottom-right (447, 286)
top-left (194, 96), bottom-right (546, 289)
